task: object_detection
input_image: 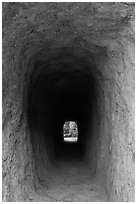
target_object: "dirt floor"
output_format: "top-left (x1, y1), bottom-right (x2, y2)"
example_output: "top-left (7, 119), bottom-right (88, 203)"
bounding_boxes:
top-left (28, 159), bottom-right (107, 202)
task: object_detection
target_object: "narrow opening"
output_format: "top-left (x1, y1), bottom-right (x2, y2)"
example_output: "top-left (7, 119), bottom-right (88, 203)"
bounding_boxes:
top-left (27, 48), bottom-right (96, 164)
top-left (63, 121), bottom-right (78, 143)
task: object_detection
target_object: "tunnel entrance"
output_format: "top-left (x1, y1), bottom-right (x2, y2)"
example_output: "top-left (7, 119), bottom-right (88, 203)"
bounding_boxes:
top-left (27, 47), bottom-right (99, 165)
top-left (63, 121), bottom-right (78, 143)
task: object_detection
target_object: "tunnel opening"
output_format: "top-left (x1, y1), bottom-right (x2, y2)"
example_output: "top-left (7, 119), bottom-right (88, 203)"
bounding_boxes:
top-left (25, 47), bottom-right (103, 201)
top-left (63, 121), bottom-right (78, 143)
top-left (27, 47), bottom-right (99, 167)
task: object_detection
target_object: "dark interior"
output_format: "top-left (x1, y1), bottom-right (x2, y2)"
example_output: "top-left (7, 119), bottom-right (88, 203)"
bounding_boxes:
top-left (27, 47), bottom-right (99, 164)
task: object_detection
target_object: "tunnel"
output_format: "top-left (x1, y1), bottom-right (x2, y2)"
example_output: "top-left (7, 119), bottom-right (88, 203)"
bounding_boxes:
top-left (27, 47), bottom-right (99, 163)
top-left (2, 2), bottom-right (135, 202)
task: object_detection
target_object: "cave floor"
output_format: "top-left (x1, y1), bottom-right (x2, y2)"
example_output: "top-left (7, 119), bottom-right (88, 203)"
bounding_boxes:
top-left (30, 159), bottom-right (107, 202)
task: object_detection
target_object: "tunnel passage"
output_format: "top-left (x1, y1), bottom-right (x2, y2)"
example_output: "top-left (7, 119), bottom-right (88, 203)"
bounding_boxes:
top-left (2, 2), bottom-right (135, 202)
top-left (27, 48), bottom-right (100, 165)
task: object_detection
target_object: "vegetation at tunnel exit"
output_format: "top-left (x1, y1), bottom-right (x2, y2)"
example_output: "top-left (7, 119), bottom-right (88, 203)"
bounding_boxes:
top-left (63, 121), bottom-right (78, 139)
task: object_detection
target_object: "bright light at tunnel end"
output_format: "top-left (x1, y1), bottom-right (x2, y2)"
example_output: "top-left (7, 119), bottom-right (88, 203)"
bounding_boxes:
top-left (63, 121), bottom-right (78, 143)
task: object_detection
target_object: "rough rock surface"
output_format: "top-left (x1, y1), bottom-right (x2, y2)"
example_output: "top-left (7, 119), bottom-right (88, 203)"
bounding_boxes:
top-left (2, 2), bottom-right (135, 202)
